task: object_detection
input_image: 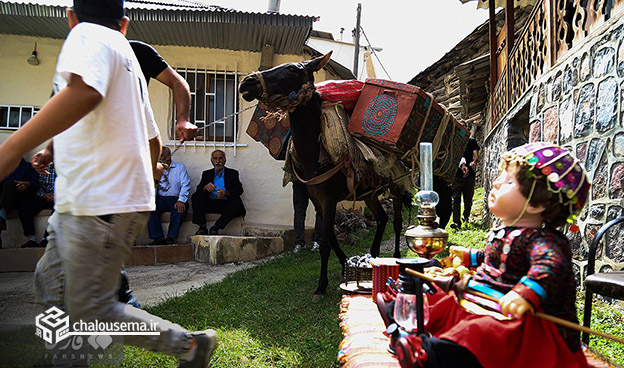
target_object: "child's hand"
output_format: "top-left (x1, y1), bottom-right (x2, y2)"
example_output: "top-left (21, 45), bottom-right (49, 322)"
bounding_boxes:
top-left (449, 246), bottom-right (469, 260)
top-left (499, 291), bottom-right (534, 319)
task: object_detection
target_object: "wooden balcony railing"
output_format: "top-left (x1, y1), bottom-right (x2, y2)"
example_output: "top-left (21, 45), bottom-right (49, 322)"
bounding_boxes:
top-left (490, 0), bottom-right (624, 130)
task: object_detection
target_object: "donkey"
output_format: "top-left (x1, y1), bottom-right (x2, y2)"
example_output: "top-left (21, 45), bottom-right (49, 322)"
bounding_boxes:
top-left (239, 52), bottom-right (408, 296)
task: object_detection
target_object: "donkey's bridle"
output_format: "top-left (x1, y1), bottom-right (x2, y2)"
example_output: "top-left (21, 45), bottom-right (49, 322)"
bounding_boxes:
top-left (251, 71), bottom-right (316, 112)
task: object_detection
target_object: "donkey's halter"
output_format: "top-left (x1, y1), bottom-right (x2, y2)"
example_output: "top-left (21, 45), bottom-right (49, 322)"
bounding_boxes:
top-left (252, 71), bottom-right (316, 112)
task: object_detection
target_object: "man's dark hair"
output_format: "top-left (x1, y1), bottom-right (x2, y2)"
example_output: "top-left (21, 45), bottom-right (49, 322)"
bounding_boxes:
top-left (73, 0), bottom-right (124, 30)
top-left (74, 13), bottom-right (123, 30)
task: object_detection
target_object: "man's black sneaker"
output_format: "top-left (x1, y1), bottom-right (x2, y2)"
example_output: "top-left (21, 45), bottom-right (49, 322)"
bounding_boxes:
top-left (150, 238), bottom-right (167, 245)
top-left (21, 240), bottom-right (39, 248)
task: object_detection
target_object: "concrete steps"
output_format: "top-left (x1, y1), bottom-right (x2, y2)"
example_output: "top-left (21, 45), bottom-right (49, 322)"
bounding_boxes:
top-left (0, 243), bottom-right (195, 271)
top-left (190, 235), bottom-right (283, 265)
top-left (0, 233), bottom-right (288, 272)
top-left (0, 222), bottom-right (314, 272)
top-left (243, 223), bottom-right (316, 252)
top-left (0, 248), bottom-right (46, 272)
top-left (126, 243), bottom-right (194, 266)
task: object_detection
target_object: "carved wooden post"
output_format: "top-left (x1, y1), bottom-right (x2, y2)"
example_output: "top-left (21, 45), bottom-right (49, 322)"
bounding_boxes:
top-left (553, 0), bottom-right (570, 60)
top-left (506, 0), bottom-right (514, 114)
top-left (489, 0), bottom-right (498, 129)
top-left (544, 0), bottom-right (553, 69)
top-left (572, 0), bottom-right (587, 44)
top-left (585, 0), bottom-right (598, 33)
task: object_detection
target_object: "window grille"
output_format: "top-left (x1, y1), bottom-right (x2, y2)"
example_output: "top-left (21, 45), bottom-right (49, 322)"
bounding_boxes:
top-left (0, 105), bottom-right (39, 130)
top-left (174, 68), bottom-right (240, 145)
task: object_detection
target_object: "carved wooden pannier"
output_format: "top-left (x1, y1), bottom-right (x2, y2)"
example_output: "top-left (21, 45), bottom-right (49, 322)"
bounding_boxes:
top-left (347, 78), bottom-right (470, 182)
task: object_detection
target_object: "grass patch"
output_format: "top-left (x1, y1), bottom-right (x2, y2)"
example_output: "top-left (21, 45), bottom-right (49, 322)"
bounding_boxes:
top-left (9, 187), bottom-right (618, 367)
top-left (577, 295), bottom-right (624, 367)
top-left (120, 190), bottom-right (493, 367)
top-left (121, 250), bottom-right (358, 367)
top-left (120, 184), bottom-right (623, 367)
top-left (445, 187), bottom-right (489, 252)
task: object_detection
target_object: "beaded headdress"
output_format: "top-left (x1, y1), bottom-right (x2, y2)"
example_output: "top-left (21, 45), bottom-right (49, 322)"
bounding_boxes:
top-left (507, 142), bottom-right (591, 230)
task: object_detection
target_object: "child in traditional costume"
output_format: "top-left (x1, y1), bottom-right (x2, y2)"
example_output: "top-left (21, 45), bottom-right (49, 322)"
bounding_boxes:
top-left (398, 142), bottom-right (590, 368)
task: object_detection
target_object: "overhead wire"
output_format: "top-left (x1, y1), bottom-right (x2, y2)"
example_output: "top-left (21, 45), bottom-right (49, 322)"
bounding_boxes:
top-left (359, 26), bottom-right (392, 80)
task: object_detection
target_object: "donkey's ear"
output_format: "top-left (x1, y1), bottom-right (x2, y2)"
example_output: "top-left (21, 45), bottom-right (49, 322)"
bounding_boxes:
top-left (307, 51), bottom-right (332, 72)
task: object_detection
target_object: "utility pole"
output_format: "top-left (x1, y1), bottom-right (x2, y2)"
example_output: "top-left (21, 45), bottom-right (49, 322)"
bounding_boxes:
top-left (353, 3), bottom-right (361, 78)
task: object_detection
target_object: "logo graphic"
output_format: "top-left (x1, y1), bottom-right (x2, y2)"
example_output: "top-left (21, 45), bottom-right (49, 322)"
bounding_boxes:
top-left (36, 306), bottom-right (70, 345)
top-left (35, 306), bottom-right (160, 346)
top-left (88, 335), bottom-right (113, 350)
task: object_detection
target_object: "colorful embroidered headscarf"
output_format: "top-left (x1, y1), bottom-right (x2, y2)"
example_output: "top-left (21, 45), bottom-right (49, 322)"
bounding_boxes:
top-left (506, 142), bottom-right (591, 228)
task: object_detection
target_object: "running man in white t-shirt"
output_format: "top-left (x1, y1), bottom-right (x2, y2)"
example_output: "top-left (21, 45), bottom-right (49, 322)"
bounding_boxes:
top-left (0, 1), bottom-right (215, 367)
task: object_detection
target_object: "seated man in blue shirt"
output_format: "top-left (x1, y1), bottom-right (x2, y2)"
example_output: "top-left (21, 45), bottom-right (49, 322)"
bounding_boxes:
top-left (147, 146), bottom-right (191, 245)
top-left (192, 149), bottom-right (246, 235)
top-left (19, 162), bottom-right (57, 248)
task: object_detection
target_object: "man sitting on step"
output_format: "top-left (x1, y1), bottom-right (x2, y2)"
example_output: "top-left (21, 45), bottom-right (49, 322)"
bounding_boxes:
top-left (0, 157), bottom-right (39, 248)
top-left (147, 146), bottom-right (191, 245)
top-left (19, 162), bottom-right (56, 248)
top-left (192, 149), bottom-right (246, 235)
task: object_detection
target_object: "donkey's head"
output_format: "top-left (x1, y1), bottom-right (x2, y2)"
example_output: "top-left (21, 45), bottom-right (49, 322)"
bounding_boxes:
top-left (239, 52), bottom-right (332, 110)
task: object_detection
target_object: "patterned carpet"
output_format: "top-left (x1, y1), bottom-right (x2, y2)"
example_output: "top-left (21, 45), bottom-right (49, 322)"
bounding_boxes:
top-left (337, 295), bottom-right (614, 368)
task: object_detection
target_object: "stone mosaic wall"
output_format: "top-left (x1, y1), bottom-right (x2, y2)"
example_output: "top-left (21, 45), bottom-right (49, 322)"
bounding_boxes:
top-left (483, 16), bottom-right (624, 284)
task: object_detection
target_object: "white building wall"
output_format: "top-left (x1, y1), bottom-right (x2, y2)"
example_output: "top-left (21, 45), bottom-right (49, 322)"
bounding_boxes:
top-left (0, 34), bottom-right (331, 242)
top-left (307, 36), bottom-right (381, 81)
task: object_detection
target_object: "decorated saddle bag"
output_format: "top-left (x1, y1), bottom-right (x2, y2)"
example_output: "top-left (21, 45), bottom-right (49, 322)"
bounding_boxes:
top-left (348, 78), bottom-right (469, 182)
top-left (246, 102), bottom-right (290, 160)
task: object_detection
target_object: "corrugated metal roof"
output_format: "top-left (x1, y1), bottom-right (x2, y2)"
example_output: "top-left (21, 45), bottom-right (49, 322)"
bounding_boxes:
top-left (0, 0), bottom-right (316, 54)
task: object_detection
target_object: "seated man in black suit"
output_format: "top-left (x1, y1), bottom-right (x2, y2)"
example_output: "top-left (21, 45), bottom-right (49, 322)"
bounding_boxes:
top-left (192, 149), bottom-right (246, 235)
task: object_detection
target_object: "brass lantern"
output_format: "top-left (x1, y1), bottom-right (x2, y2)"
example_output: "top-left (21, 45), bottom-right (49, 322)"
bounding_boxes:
top-left (405, 143), bottom-right (448, 259)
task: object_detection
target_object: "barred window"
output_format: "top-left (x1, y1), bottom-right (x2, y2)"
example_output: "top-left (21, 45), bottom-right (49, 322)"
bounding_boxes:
top-left (174, 69), bottom-right (239, 143)
top-left (0, 105), bottom-right (39, 130)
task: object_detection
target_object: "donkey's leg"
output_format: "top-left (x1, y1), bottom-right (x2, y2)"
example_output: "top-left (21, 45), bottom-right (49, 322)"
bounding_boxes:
top-left (364, 197), bottom-right (388, 258)
top-left (391, 194), bottom-right (403, 258)
top-left (329, 230), bottom-right (347, 282)
top-left (330, 230), bottom-right (347, 265)
top-left (315, 196), bottom-right (338, 296)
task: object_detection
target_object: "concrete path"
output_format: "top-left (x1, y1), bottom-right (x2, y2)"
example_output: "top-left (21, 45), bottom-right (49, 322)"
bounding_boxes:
top-left (0, 260), bottom-right (263, 327)
top-left (0, 234), bottom-right (398, 328)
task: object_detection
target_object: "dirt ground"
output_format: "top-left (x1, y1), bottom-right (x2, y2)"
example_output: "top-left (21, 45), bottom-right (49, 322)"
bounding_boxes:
top-left (0, 260), bottom-right (262, 327)
top-left (0, 235), bottom-right (399, 328)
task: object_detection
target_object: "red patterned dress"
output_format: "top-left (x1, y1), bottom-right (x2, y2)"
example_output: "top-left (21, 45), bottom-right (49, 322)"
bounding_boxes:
top-left (425, 226), bottom-right (587, 368)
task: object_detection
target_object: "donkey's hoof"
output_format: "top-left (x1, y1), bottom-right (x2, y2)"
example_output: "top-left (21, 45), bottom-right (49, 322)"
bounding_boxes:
top-left (312, 293), bottom-right (326, 301)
